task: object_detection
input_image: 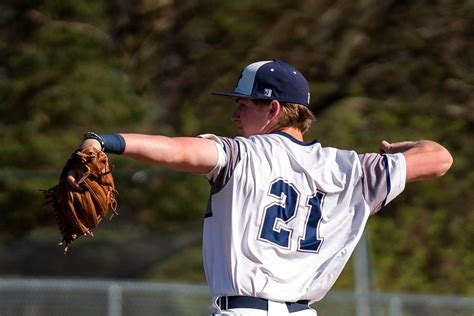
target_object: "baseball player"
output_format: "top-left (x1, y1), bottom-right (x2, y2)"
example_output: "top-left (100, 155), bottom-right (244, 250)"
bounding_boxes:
top-left (73, 60), bottom-right (453, 315)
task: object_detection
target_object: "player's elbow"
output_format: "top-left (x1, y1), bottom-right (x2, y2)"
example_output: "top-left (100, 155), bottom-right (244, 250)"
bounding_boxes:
top-left (434, 147), bottom-right (453, 178)
top-left (405, 145), bottom-right (453, 182)
top-left (426, 146), bottom-right (453, 179)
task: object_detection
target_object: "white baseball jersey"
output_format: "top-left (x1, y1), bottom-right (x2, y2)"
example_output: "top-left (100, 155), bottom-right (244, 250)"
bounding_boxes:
top-left (201, 131), bottom-right (406, 304)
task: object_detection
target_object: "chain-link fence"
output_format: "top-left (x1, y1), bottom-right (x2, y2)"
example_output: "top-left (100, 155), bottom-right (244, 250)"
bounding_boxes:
top-left (0, 277), bottom-right (473, 316)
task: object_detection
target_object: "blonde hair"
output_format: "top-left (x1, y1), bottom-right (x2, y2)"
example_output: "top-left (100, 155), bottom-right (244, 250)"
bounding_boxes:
top-left (278, 102), bottom-right (315, 134)
top-left (254, 100), bottom-right (315, 134)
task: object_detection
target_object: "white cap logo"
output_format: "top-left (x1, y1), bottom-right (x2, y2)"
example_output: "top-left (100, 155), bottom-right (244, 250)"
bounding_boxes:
top-left (264, 88), bottom-right (272, 97)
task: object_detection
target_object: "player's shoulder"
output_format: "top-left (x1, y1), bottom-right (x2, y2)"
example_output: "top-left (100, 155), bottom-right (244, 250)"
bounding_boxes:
top-left (244, 132), bottom-right (320, 149)
top-left (318, 144), bottom-right (360, 162)
top-left (199, 133), bottom-right (240, 151)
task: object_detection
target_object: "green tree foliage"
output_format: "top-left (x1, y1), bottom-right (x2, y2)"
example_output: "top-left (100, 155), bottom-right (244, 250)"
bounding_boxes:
top-left (0, 0), bottom-right (473, 296)
top-left (0, 0), bottom-right (154, 237)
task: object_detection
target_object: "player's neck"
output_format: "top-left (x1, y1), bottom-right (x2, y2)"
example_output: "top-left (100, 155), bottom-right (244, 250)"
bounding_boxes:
top-left (277, 127), bottom-right (304, 142)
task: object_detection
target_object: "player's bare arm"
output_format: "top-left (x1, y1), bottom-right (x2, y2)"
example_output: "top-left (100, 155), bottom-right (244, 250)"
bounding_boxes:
top-left (69, 134), bottom-right (218, 189)
top-left (379, 139), bottom-right (453, 183)
top-left (119, 133), bottom-right (218, 174)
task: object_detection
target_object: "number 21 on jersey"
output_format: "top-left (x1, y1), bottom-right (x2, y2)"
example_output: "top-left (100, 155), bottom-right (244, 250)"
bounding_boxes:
top-left (258, 178), bottom-right (325, 253)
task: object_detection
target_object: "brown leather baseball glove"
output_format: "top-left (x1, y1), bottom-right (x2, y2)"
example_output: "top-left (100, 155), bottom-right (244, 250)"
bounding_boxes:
top-left (43, 146), bottom-right (118, 254)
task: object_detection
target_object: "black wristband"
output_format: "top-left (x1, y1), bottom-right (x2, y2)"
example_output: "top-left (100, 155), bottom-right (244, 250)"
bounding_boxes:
top-left (83, 132), bottom-right (126, 154)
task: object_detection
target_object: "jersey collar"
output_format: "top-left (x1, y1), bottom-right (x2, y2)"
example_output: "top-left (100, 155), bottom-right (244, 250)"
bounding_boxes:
top-left (271, 131), bottom-right (320, 146)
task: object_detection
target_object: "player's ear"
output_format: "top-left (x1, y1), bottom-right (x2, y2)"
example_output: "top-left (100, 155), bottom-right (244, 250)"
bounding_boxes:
top-left (268, 100), bottom-right (281, 120)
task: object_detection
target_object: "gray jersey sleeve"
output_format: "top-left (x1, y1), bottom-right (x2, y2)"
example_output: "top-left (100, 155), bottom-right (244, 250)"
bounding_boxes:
top-left (199, 134), bottom-right (241, 219)
top-left (198, 134), bottom-right (241, 192)
top-left (358, 153), bottom-right (407, 214)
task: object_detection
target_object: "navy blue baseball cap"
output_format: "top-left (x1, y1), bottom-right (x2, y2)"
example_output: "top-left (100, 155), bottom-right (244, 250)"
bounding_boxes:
top-left (212, 59), bottom-right (311, 107)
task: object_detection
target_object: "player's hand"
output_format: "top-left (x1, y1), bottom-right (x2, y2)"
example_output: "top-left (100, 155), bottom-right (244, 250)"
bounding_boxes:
top-left (379, 140), bottom-right (418, 154)
top-left (66, 138), bottom-right (102, 190)
top-left (81, 138), bottom-right (102, 151)
top-left (66, 168), bottom-right (84, 191)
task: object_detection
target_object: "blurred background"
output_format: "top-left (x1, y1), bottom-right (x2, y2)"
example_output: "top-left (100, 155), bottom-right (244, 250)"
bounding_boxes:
top-left (0, 0), bottom-right (473, 315)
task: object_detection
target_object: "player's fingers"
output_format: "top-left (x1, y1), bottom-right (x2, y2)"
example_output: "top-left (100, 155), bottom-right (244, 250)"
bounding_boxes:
top-left (379, 140), bottom-right (391, 154)
top-left (66, 170), bottom-right (83, 191)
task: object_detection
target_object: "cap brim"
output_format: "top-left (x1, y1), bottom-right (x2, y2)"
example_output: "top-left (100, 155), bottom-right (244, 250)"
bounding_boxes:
top-left (211, 92), bottom-right (276, 102)
top-left (211, 91), bottom-right (252, 99)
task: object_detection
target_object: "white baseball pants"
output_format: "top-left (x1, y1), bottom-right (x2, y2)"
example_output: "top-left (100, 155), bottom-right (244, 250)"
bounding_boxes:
top-left (210, 300), bottom-right (317, 316)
